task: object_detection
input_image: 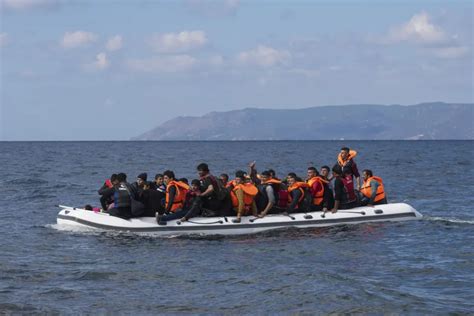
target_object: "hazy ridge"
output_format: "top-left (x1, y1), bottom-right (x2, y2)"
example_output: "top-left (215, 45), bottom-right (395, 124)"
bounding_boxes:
top-left (133, 102), bottom-right (474, 140)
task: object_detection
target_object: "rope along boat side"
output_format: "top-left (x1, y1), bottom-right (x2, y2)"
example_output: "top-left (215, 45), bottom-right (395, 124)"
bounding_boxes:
top-left (56, 203), bottom-right (422, 236)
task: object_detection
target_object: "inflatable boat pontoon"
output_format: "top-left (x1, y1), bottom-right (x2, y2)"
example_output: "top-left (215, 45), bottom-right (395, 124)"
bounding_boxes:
top-left (56, 203), bottom-right (422, 236)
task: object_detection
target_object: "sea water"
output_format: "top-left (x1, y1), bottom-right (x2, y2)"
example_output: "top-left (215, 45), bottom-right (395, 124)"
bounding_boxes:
top-left (0, 141), bottom-right (473, 314)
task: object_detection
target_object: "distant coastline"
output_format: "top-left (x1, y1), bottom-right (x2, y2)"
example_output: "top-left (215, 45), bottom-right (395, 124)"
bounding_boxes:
top-left (133, 102), bottom-right (474, 141)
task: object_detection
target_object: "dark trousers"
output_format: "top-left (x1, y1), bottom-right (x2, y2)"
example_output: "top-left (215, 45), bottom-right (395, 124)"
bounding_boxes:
top-left (109, 207), bottom-right (132, 219)
top-left (159, 209), bottom-right (188, 224)
top-left (309, 204), bottom-right (323, 212)
top-left (100, 195), bottom-right (112, 210)
top-left (339, 201), bottom-right (358, 210)
top-left (359, 197), bottom-right (388, 206)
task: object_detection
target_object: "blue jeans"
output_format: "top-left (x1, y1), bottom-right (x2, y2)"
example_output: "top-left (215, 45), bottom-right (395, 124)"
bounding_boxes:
top-left (159, 209), bottom-right (188, 224)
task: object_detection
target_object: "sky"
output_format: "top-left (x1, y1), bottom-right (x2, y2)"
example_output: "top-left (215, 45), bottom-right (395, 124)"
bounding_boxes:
top-left (0, 0), bottom-right (472, 140)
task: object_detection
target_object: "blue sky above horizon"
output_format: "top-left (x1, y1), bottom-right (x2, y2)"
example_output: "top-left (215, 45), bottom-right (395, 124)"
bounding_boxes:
top-left (0, 0), bottom-right (472, 140)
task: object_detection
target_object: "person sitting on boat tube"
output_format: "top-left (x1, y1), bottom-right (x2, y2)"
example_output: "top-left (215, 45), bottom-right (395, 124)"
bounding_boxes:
top-left (248, 162), bottom-right (288, 209)
top-left (219, 173), bottom-right (229, 188)
top-left (337, 147), bottom-right (361, 190)
top-left (330, 165), bottom-right (358, 213)
top-left (286, 173), bottom-right (311, 213)
top-left (163, 170), bottom-right (190, 214)
top-left (139, 181), bottom-right (165, 217)
top-left (154, 173), bottom-right (166, 193)
top-left (98, 173), bottom-right (117, 211)
top-left (157, 179), bottom-right (202, 225)
top-left (359, 169), bottom-right (387, 206)
top-left (108, 173), bottom-right (134, 219)
top-left (306, 167), bottom-right (327, 212)
top-left (231, 170), bottom-right (258, 223)
top-left (318, 166), bottom-right (335, 210)
top-left (255, 170), bottom-right (282, 218)
top-left (131, 173), bottom-right (148, 197)
top-left (197, 163), bottom-right (232, 216)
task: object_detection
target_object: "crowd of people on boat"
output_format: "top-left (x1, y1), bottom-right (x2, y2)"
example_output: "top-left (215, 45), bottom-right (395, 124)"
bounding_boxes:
top-left (93, 147), bottom-right (387, 225)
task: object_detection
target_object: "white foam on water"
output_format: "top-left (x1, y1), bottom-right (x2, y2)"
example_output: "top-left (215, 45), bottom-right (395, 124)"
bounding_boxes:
top-left (425, 216), bottom-right (474, 225)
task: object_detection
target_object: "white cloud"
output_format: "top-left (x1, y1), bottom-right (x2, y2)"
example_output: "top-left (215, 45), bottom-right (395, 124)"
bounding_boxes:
top-left (95, 52), bottom-right (109, 69)
top-left (61, 31), bottom-right (98, 49)
top-left (380, 12), bottom-right (470, 60)
top-left (1, 0), bottom-right (58, 10)
top-left (386, 12), bottom-right (448, 44)
top-left (432, 46), bottom-right (470, 59)
top-left (84, 52), bottom-right (109, 71)
top-left (148, 30), bottom-right (207, 53)
top-left (0, 32), bottom-right (7, 47)
top-left (106, 35), bottom-right (123, 52)
top-left (237, 45), bottom-right (291, 67)
top-left (126, 55), bottom-right (198, 73)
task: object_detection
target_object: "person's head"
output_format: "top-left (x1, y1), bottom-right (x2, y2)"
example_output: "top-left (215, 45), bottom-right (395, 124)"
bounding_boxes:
top-left (219, 173), bottom-right (229, 185)
top-left (111, 174), bottom-right (120, 186)
top-left (197, 163), bottom-right (209, 178)
top-left (332, 164), bottom-right (342, 177)
top-left (287, 172), bottom-right (297, 186)
top-left (143, 181), bottom-right (153, 190)
top-left (307, 166), bottom-right (318, 179)
top-left (320, 166), bottom-right (330, 178)
top-left (84, 204), bottom-right (93, 211)
top-left (234, 170), bottom-right (246, 185)
top-left (179, 177), bottom-right (189, 185)
top-left (117, 173), bottom-right (127, 183)
top-left (191, 179), bottom-right (201, 191)
top-left (260, 170), bottom-right (271, 183)
top-left (163, 170), bottom-right (175, 185)
top-left (363, 169), bottom-right (373, 181)
top-left (268, 169), bottom-right (276, 178)
top-left (137, 173), bottom-right (147, 187)
top-left (154, 173), bottom-right (164, 185)
top-left (340, 147), bottom-right (350, 160)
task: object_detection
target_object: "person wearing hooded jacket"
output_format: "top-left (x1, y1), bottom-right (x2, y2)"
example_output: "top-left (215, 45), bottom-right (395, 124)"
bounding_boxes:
top-left (98, 173), bottom-right (117, 210)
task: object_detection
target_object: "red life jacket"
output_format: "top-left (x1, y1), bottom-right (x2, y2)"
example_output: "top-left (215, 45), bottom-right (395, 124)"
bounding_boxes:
top-left (341, 175), bottom-right (357, 203)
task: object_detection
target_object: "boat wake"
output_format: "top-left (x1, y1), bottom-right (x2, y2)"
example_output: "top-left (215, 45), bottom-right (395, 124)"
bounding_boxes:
top-left (424, 216), bottom-right (474, 225)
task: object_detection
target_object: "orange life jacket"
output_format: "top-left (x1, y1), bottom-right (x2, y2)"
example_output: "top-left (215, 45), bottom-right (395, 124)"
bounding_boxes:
top-left (165, 180), bottom-right (190, 212)
top-left (338, 149), bottom-right (357, 167)
top-left (230, 183), bottom-right (258, 208)
top-left (307, 176), bottom-right (325, 206)
top-left (226, 179), bottom-right (237, 189)
top-left (360, 176), bottom-right (386, 202)
top-left (262, 178), bottom-right (282, 185)
top-left (287, 182), bottom-right (308, 207)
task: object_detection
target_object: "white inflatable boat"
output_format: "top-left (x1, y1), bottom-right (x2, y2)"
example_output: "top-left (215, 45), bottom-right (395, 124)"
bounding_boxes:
top-left (56, 203), bottom-right (422, 236)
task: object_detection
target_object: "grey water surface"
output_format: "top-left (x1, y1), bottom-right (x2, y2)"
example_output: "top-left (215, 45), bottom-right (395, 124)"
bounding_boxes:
top-left (0, 141), bottom-right (473, 314)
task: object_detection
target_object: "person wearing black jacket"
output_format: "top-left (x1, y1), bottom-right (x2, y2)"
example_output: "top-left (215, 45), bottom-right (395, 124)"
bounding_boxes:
top-left (139, 181), bottom-right (165, 217)
top-left (108, 173), bottom-right (134, 219)
top-left (98, 174), bottom-right (117, 210)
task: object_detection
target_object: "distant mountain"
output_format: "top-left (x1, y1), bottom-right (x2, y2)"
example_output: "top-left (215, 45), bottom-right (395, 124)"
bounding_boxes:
top-left (133, 102), bottom-right (474, 140)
